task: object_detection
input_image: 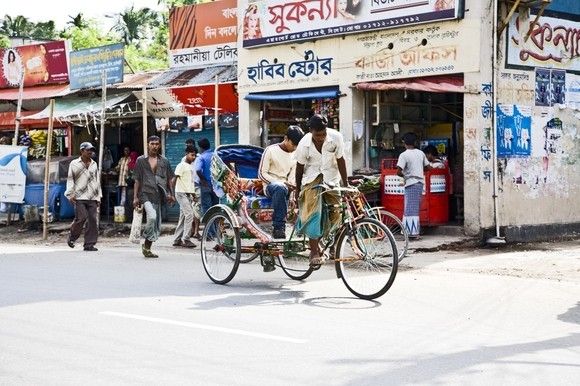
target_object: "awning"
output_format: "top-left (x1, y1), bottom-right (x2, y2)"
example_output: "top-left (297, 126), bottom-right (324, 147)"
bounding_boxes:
top-left (245, 86), bottom-right (341, 101)
top-left (0, 84), bottom-right (72, 101)
top-left (23, 93), bottom-right (132, 120)
top-left (355, 76), bottom-right (465, 93)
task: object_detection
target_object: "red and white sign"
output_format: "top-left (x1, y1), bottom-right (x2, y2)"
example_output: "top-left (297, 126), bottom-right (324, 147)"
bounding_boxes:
top-left (146, 83), bottom-right (238, 118)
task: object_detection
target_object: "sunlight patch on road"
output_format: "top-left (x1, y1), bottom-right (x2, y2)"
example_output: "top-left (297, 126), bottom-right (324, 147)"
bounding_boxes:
top-left (100, 311), bottom-right (307, 344)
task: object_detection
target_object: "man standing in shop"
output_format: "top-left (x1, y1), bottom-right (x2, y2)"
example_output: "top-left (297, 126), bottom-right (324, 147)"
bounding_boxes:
top-left (295, 115), bottom-right (348, 266)
top-left (133, 136), bottom-right (175, 258)
top-left (397, 132), bottom-right (431, 240)
top-left (65, 142), bottom-right (102, 251)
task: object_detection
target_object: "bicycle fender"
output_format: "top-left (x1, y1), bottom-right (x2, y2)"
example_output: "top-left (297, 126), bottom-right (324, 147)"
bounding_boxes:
top-left (201, 204), bottom-right (241, 228)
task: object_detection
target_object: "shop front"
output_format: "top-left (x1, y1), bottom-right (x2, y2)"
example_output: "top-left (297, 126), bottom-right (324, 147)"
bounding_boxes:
top-left (237, 0), bottom-right (480, 229)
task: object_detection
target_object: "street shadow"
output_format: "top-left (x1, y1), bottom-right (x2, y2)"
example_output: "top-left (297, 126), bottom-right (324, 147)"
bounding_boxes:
top-left (334, 333), bottom-right (580, 386)
top-left (188, 282), bottom-right (307, 310)
top-left (302, 297), bottom-right (381, 309)
top-left (558, 302), bottom-right (580, 325)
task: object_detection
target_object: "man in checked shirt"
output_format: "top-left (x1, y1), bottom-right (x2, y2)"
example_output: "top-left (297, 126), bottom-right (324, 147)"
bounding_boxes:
top-left (64, 142), bottom-right (102, 251)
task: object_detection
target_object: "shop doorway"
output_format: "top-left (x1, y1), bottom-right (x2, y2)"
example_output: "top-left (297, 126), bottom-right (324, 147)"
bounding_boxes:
top-left (367, 89), bottom-right (464, 224)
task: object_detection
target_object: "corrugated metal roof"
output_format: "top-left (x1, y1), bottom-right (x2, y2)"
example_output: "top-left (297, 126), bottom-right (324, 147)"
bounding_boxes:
top-left (114, 71), bottom-right (164, 89)
top-left (0, 84), bottom-right (72, 101)
top-left (147, 65), bottom-right (237, 88)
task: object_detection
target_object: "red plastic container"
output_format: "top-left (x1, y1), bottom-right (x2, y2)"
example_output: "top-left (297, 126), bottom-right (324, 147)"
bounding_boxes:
top-left (380, 158), bottom-right (450, 226)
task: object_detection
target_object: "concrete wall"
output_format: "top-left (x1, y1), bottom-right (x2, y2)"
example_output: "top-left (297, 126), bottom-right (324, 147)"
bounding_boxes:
top-left (492, 6), bottom-right (580, 232)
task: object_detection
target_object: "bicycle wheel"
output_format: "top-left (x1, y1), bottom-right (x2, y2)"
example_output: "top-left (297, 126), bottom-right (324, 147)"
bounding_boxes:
top-left (335, 218), bottom-right (398, 300)
top-left (278, 240), bottom-right (314, 281)
top-left (200, 212), bottom-right (241, 284)
top-left (368, 207), bottom-right (408, 262)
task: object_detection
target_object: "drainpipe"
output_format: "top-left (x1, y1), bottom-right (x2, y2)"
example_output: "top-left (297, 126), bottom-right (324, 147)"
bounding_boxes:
top-left (487, 0), bottom-right (506, 245)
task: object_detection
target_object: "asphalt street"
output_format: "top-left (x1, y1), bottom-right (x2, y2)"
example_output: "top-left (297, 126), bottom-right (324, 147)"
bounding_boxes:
top-left (1, 236), bottom-right (579, 385)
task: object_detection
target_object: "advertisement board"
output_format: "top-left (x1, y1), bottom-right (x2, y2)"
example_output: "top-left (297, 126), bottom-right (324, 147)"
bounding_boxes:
top-left (169, 0), bottom-right (238, 68)
top-left (69, 43), bottom-right (124, 90)
top-left (0, 41), bottom-right (69, 88)
top-left (507, 13), bottom-right (580, 73)
top-left (0, 145), bottom-right (28, 204)
top-left (238, 19), bottom-right (480, 93)
top-left (241, 0), bottom-right (464, 48)
top-left (146, 83), bottom-right (238, 118)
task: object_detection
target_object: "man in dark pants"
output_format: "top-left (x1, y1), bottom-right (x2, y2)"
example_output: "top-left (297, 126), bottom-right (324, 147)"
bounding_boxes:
top-left (65, 142), bottom-right (102, 251)
top-left (133, 136), bottom-right (175, 258)
top-left (195, 138), bottom-right (219, 218)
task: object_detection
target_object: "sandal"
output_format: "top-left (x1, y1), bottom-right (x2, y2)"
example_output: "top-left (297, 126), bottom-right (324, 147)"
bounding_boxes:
top-left (309, 256), bottom-right (324, 266)
top-left (142, 246), bottom-right (159, 258)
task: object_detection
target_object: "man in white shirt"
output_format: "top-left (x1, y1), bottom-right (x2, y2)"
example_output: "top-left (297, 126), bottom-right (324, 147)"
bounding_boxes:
top-left (172, 145), bottom-right (197, 248)
top-left (295, 115), bottom-right (348, 266)
top-left (64, 142), bottom-right (102, 251)
top-left (397, 133), bottom-right (431, 239)
top-left (258, 125), bottom-right (304, 239)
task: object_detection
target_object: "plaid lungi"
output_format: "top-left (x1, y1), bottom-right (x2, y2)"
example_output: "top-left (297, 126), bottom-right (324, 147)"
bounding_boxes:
top-left (297, 175), bottom-right (341, 239)
top-left (403, 182), bottom-right (423, 236)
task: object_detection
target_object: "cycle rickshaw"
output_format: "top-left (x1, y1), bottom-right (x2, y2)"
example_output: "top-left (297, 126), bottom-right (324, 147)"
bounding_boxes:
top-left (199, 144), bottom-right (400, 300)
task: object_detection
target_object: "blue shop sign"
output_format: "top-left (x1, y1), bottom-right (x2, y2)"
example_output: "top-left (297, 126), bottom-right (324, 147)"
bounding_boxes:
top-left (69, 43), bottom-right (124, 90)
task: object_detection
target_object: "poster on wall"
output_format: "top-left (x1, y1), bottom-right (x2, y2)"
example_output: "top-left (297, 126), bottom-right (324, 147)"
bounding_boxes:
top-left (0, 146), bottom-right (28, 204)
top-left (535, 68), bottom-right (566, 107)
top-left (496, 104), bottom-right (532, 157)
top-left (565, 73), bottom-right (580, 110)
top-left (241, 0), bottom-right (464, 48)
top-left (169, 0), bottom-right (237, 68)
top-left (0, 41), bottom-right (69, 88)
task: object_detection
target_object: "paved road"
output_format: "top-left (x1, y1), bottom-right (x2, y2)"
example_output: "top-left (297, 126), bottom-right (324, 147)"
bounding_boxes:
top-left (1, 237), bottom-right (579, 385)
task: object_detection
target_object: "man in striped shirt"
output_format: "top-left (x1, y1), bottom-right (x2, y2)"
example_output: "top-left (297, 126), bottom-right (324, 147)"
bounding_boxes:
top-left (64, 142), bottom-right (102, 251)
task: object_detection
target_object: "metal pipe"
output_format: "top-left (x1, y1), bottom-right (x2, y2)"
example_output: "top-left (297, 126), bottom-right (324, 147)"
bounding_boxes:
top-left (488, 0), bottom-right (506, 245)
top-left (42, 99), bottom-right (55, 240)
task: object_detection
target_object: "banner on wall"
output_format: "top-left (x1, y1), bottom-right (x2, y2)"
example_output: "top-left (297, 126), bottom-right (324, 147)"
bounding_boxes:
top-left (169, 0), bottom-right (238, 68)
top-left (241, 0), bottom-right (464, 48)
top-left (145, 83), bottom-right (238, 118)
top-left (0, 41), bottom-right (69, 88)
top-left (0, 146), bottom-right (28, 203)
top-left (69, 43), bottom-right (124, 90)
top-left (496, 104), bottom-right (532, 158)
top-left (507, 13), bottom-right (580, 73)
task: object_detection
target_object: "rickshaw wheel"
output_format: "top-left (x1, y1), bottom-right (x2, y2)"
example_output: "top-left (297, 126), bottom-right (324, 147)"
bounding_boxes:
top-left (201, 211), bottom-right (241, 284)
top-left (278, 240), bottom-right (314, 281)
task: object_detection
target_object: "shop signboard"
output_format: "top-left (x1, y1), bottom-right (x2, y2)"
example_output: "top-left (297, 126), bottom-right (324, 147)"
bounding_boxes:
top-left (241, 0), bottom-right (464, 48)
top-left (0, 145), bottom-right (28, 203)
top-left (145, 83), bottom-right (239, 118)
top-left (238, 19), bottom-right (480, 93)
top-left (69, 43), bottom-right (125, 90)
top-left (507, 13), bottom-right (580, 74)
top-left (169, 0), bottom-right (238, 68)
top-left (0, 41), bottom-right (68, 88)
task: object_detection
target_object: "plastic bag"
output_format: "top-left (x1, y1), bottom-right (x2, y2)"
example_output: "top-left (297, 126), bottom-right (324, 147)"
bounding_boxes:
top-left (129, 206), bottom-right (143, 244)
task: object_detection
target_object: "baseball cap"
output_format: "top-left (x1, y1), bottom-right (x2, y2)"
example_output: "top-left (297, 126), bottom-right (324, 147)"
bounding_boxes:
top-left (80, 142), bottom-right (95, 151)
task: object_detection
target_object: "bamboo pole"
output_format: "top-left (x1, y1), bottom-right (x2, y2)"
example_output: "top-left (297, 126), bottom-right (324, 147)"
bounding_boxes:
top-left (42, 99), bottom-right (55, 240)
top-left (12, 70), bottom-right (24, 146)
top-left (214, 75), bottom-right (219, 147)
top-left (142, 86), bottom-right (148, 156)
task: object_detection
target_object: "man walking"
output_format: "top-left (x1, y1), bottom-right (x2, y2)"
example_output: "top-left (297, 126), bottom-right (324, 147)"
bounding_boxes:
top-left (133, 136), bottom-right (175, 258)
top-left (295, 115), bottom-right (348, 266)
top-left (258, 125), bottom-right (304, 239)
top-left (172, 145), bottom-right (197, 248)
top-left (65, 142), bottom-right (102, 251)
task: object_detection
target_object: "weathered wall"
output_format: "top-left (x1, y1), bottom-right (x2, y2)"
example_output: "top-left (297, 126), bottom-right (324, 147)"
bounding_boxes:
top-left (494, 8), bottom-right (580, 229)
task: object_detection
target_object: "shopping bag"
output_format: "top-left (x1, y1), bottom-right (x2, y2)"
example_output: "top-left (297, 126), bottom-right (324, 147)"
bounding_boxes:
top-left (129, 206), bottom-right (143, 244)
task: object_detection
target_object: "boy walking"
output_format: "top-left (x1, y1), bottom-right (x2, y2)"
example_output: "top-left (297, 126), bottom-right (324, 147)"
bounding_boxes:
top-left (172, 145), bottom-right (197, 248)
